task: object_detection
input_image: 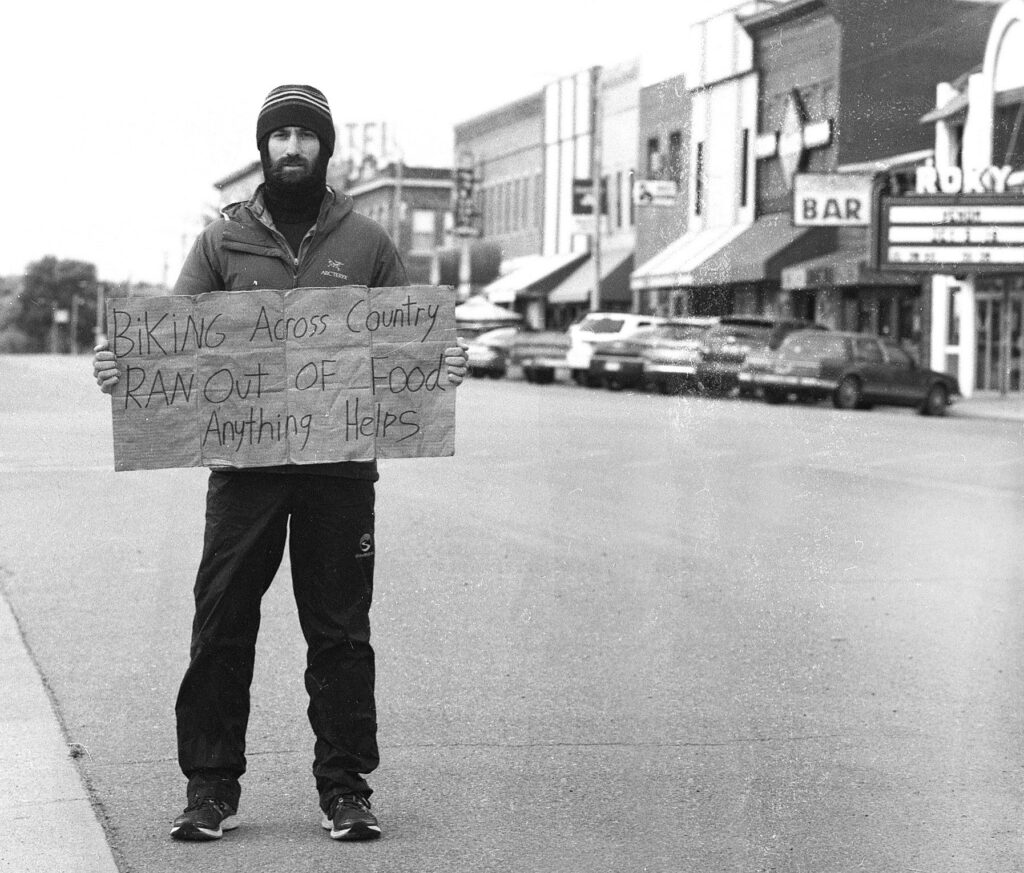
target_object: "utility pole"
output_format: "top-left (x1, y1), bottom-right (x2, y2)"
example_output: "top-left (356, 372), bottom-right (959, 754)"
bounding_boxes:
top-left (590, 66), bottom-right (603, 312)
top-left (70, 295), bottom-right (80, 355)
top-left (95, 281), bottom-right (105, 345)
top-left (392, 153), bottom-right (404, 247)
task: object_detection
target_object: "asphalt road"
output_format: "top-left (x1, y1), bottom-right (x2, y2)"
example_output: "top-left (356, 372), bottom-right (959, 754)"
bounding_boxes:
top-left (2, 355), bottom-right (1024, 873)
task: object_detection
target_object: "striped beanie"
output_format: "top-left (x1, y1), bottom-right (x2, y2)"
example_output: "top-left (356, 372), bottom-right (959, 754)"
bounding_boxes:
top-left (256, 85), bottom-right (336, 156)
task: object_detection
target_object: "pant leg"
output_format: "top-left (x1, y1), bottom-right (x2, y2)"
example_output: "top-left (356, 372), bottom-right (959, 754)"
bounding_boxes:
top-left (175, 471), bottom-right (291, 806)
top-left (287, 476), bottom-right (378, 811)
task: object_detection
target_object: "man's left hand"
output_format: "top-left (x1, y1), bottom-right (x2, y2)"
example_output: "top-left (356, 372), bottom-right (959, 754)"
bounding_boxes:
top-left (444, 339), bottom-right (469, 386)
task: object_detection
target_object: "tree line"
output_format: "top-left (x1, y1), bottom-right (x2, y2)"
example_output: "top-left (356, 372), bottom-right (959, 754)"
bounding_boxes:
top-left (0, 257), bottom-right (166, 353)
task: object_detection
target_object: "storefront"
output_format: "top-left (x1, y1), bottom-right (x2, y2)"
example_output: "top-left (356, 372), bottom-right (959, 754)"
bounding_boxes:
top-left (914, 0), bottom-right (1024, 396)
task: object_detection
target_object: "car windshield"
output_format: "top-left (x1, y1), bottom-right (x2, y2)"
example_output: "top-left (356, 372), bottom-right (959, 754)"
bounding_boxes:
top-left (577, 317), bottom-right (626, 334)
top-left (780, 333), bottom-right (847, 359)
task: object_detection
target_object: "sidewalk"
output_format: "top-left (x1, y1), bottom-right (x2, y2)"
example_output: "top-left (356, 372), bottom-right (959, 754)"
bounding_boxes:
top-left (952, 390), bottom-right (1024, 423)
top-left (0, 592), bottom-right (119, 873)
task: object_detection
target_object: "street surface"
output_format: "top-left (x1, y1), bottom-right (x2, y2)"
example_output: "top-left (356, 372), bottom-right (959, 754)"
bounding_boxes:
top-left (2, 354), bottom-right (1024, 873)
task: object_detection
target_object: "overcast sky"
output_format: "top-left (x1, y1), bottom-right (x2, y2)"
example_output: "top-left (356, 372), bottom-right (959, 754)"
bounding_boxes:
top-left (10, 0), bottom-right (1002, 285)
top-left (2, 0), bottom-right (757, 284)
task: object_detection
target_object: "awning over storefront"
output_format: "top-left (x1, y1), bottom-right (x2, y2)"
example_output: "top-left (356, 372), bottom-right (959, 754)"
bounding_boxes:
top-left (920, 91), bottom-right (969, 124)
top-left (454, 295), bottom-right (523, 324)
top-left (482, 252), bottom-right (587, 305)
top-left (781, 229), bottom-right (921, 289)
top-left (630, 223), bottom-right (749, 291)
top-left (547, 245), bottom-right (634, 305)
top-left (690, 212), bottom-right (834, 285)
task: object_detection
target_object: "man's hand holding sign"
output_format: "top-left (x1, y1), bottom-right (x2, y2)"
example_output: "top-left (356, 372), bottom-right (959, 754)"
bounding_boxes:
top-left (94, 285), bottom-right (467, 471)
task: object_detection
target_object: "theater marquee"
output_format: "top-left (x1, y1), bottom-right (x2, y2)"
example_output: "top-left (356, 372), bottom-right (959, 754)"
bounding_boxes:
top-left (875, 194), bottom-right (1024, 273)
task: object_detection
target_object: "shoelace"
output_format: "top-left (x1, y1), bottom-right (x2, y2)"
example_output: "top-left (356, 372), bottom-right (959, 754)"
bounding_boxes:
top-left (187, 798), bottom-right (232, 815)
top-left (335, 794), bottom-right (371, 813)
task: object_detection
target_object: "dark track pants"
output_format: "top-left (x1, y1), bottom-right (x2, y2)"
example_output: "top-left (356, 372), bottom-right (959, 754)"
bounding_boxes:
top-left (175, 471), bottom-right (378, 813)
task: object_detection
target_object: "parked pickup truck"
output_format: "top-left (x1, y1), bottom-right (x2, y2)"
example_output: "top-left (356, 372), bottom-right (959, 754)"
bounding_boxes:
top-left (507, 331), bottom-right (570, 384)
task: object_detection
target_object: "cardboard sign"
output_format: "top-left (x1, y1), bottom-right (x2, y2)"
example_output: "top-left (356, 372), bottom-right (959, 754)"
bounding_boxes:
top-left (107, 285), bottom-right (457, 471)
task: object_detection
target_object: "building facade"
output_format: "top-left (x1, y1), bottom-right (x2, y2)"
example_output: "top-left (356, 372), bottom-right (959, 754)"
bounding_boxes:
top-left (345, 163), bottom-right (454, 286)
top-left (630, 5), bottom-right (762, 316)
top-left (918, 0), bottom-right (1024, 396)
top-left (634, 73), bottom-right (691, 313)
top-left (544, 60), bottom-right (641, 327)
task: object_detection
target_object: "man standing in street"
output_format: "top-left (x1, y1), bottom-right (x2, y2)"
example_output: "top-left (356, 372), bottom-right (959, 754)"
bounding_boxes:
top-left (92, 84), bottom-right (468, 843)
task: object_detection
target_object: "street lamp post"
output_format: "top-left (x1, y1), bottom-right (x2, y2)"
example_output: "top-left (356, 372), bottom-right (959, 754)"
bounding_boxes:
top-left (590, 66), bottom-right (603, 313)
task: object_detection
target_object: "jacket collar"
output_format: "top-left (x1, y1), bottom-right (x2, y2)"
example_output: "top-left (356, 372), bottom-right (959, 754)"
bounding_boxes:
top-left (238, 185), bottom-right (353, 232)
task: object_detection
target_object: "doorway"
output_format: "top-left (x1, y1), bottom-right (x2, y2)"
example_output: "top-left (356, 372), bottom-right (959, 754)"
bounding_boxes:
top-left (975, 290), bottom-right (1024, 392)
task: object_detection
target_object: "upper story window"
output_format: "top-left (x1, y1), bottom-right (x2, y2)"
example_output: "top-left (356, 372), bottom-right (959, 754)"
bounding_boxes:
top-left (647, 137), bottom-right (662, 177)
top-left (668, 131), bottom-right (683, 181)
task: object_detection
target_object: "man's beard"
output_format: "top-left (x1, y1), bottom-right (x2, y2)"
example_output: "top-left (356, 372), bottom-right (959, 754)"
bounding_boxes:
top-left (260, 144), bottom-right (329, 212)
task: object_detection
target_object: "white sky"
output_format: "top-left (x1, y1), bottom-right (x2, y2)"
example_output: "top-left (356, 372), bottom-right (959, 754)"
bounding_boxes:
top-left (3, 0), bottom-right (746, 284)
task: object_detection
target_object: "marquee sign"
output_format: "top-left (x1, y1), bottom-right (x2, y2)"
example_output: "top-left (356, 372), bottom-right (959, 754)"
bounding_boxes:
top-left (876, 194), bottom-right (1024, 273)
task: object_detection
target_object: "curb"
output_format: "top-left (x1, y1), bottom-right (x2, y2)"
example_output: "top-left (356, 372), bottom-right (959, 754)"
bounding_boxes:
top-left (0, 593), bottom-right (120, 873)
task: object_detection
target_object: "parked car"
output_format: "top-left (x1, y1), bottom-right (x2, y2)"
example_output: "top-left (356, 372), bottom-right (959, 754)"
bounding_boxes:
top-left (696, 316), bottom-right (827, 396)
top-left (745, 330), bottom-right (960, 415)
top-left (640, 318), bottom-right (720, 394)
top-left (589, 319), bottom-right (718, 391)
top-left (566, 312), bottom-right (666, 386)
top-left (466, 326), bottom-right (519, 379)
top-left (507, 330), bottom-right (571, 384)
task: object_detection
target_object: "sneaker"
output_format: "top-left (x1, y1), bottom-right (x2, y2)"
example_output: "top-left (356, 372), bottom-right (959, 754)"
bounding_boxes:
top-left (170, 798), bottom-right (239, 841)
top-left (321, 793), bottom-right (381, 841)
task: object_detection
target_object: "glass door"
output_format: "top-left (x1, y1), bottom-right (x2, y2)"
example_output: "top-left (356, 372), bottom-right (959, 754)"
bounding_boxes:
top-left (976, 291), bottom-right (1024, 393)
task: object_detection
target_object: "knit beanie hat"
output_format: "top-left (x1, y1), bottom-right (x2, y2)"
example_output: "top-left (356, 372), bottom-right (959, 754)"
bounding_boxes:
top-left (256, 85), bottom-right (336, 157)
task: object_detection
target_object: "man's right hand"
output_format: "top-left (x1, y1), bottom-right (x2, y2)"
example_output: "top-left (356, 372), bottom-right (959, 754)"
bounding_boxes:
top-left (93, 340), bottom-right (119, 394)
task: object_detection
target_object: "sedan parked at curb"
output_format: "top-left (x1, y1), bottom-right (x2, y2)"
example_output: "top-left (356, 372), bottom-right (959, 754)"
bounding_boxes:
top-left (466, 327), bottom-right (519, 379)
top-left (639, 319), bottom-right (720, 393)
top-left (696, 317), bottom-right (828, 397)
top-left (745, 330), bottom-right (960, 415)
top-left (589, 319), bottom-right (717, 391)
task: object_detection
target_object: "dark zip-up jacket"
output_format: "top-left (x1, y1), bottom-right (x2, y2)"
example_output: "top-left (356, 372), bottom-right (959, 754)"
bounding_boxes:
top-left (175, 185), bottom-right (409, 480)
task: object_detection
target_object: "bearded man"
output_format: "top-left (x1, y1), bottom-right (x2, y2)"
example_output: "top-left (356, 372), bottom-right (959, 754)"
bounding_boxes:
top-left (92, 84), bottom-right (468, 843)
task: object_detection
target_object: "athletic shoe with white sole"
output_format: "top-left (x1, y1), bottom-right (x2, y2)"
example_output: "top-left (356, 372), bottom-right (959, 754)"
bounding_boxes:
top-left (321, 793), bottom-right (381, 841)
top-left (170, 798), bottom-right (239, 841)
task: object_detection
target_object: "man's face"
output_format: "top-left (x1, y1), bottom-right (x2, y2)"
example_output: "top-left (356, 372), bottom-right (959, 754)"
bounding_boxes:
top-left (266, 126), bottom-right (321, 184)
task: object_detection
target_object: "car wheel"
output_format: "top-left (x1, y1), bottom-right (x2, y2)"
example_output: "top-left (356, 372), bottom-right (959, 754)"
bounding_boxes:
top-left (833, 376), bottom-right (862, 410)
top-left (487, 370), bottom-right (504, 379)
top-left (763, 387), bottom-right (787, 404)
top-left (920, 383), bottom-right (948, 416)
top-left (604, 376), bottom-right (623, 391)
top-left (533, 368), bottom-right (555, 385)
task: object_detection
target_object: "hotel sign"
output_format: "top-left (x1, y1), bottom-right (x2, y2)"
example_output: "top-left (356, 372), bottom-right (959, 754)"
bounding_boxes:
top-left (876, 194), bottom-right (1024, 273)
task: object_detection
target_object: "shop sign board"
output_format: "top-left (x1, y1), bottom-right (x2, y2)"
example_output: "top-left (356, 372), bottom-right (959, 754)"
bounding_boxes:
top-left (876, 194), bottom-right (1024, 272)
top-left (452, 167), bottom-right (478, 236)
top-left (633, 179), bottom-right (678, 207)
top-left (792, 173), bottom-right (873, 226)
